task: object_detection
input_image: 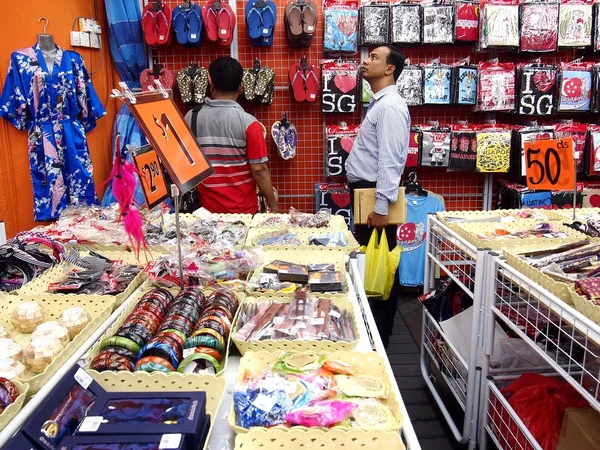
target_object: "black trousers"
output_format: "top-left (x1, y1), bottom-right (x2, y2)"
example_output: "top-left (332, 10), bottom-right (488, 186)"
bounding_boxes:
top-left (349, 180), bottom-right (400, 348)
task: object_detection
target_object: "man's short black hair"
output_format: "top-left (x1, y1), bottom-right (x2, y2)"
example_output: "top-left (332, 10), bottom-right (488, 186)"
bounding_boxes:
top-left (209, 56), bottom-right (243, 93)
top-left (380, 44), bottom-right (405, 81)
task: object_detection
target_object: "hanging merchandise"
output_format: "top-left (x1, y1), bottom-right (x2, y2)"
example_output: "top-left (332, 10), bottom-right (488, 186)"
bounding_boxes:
top-left (515, 125), bottom-right (554, 176)
top-left (284, 0), bottom-right (318, 48)
top-left (475, 126), bottom-right (512, 173)
top-left (517, 64), bottom-right (558, 116)
top-left (396, 62), bottom-right (424, 106)
top-left (0, 44), bottom-right (106, 221)
top-left (519, 1), bottom-right (559, 52)
top-left (587, 125), bottom-right (600, 176)
top-left (595, 2), bottom-right (600, 51)
top-left (315, 182), bottom-right (352, 229)
top-left (454, 0), bottom-right (479, 42)
top-left (243, 60), bottom-right (276, 105)
top-left (593, 63), bottom-right (600, 112)
top-left (406, 127), bottom-right (421, 168)
top-left (449, 124), bottom-right (478, 171)
top-left (321, 60), bottom-right (358, 114)
top-left (177, 63), bottom-right (209, 104)
top-left (452, 63), bottom-right (477, 105)
top-left (390, 3), bottom-right (421, 44)
top-left (359, 4), bottom-right (390, 45)
top-left (481, 0), bottom-right (519, 48)
top-left (271, 113), bottom-right (298, 160)
top-left (420, 125), bottom-right (451, 167)
top-left (140, 62), bottom-right (175, 92)
top-left (172, 0), bottom-right (204, 46)
top-left (289, 57), bottom-right (320, 103)
top-left (202, 0), bottom-right (236, 46)
top-left (558, 0), bottom-right (593, 48)
top-left (325, 123), bottom-right (360, 177)
top-left (323, 0), bottom-right (359, 55)
top-left (142, 0), bottom-right (173, 46)
top-left (557, 60), bottom-right (593, 112)
top-left (476, 61), bottom-right (516, 112)
top-left (554, 121), bottom-right (588, 173)
top-left (422, 4), bottom-right (454, 44)
top-left (245, 0), bottom-right (278, 46)
top-left (422, 62), bottom-right (452, 105)
top-left (362, 78), bottom-right (373, 104)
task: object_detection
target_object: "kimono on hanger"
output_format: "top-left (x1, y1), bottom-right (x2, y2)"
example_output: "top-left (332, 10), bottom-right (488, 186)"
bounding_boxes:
top-left (0, 43), bottom-right (106, 221)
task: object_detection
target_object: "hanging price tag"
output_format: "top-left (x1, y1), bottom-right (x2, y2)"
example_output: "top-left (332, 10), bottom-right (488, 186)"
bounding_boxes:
top-left (132, 146), bottom-right (169, 209)
top-left (524, 138), bottom-right (575, 191)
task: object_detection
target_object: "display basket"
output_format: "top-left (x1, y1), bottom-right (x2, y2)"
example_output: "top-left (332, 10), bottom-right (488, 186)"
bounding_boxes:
top-left (234, 428), bottom-right (406, 450)
top-left (437, 209), bottom-right (565, 229)
top-left (228, 350), bottom-right (404, 434)
top-left (244, 228), bottom-right (359, 255)
top-left (247, 249), bottom-right (348, 298)
top-left (0, 379), bottom-right (29, 432)
top-left (250, 213), bottom-right (348, 231)
top-left (1, 293), bottom-right (113, 393)
top-left (547, 207), bottom-right (600, 220)
top-left (88, 370), bottom-right (225, 450)
top-left (570, 289), bottom-right (600, 326)
top-left (231, 295), bottom-right (360, 355)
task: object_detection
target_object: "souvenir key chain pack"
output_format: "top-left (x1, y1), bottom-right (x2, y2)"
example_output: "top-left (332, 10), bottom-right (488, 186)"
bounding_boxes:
top-left (520, 1), bottom-right (559, 52)
top-left (323, 0), bottom-right (359, 55)
top-left (558, 60), bottom-right (593, 112)
top-left (359, 4), bottom-right (389, 45)
top-left (396, 62), bottom-right (423, 106)
top-left (481, 0), bottom-right (519, 48)
top-left (477, 61), bottom-right (516, 111)
top-left (407, 127), bottom-right (421, 168)
top-left (321, 60), bottom-right (359, 114)
top-left (325, 122), bottom-right (360, 177)
top-left (423, 5), bottom-right (454, 44)
top-left (558, 1), bottom-right (593, 48)
top-left (422, 62), bottom-right (452, 105)
top-left (517, 64), bottom-right (558, 116)
top-left (450, 124), bottom-right (478, 171)
top-left (420, 125), bottom-right (451, 168)
top-left (452, 61), bottom-right (477, 105)
top-left (455, 0), bottom-right (479, 42)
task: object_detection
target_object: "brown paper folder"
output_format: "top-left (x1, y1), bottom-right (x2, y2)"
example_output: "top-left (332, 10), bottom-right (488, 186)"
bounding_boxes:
top-left (353, 187), bottom-right (406, 224)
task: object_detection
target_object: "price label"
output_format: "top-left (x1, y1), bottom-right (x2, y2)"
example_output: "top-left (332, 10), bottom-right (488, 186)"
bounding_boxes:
top-left (252, 393), bottom-right (276, 412)
top-left (79, 416), bottom-right (103, 432)
top-left (524, 138), bottom-right (575, 191)
top-left (330, 310), bottom-right (342, 319)
top-left (182, 348), bottom-right (196, 358)
top-left (74, 367), bottom-right (93, 390)
top-left (132, 146), bottom-right (169, 209)
top-left (159, 434), bottom-right (183, 449)
top-left (310, 317), bottom-right (325, 326)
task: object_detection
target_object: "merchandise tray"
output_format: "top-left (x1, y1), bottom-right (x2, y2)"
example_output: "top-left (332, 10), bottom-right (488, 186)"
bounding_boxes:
top-left (0, 380), bottom-right (29, 433)
top-left (84, 287), bottom-right (245, 376)
top-left (231, 295), bottom-right (360, 355)
top-left (250, 213), bottom-right (348, 231)
top-left (228, 350), bottom-right (404, 434)
top-left (244, 227), bottom-right (359, 254)
top-left (17, 250), bottom-right (148, 309)
top-left (547, 207), bottom-right (600, 220)
top-left (247, 249), bottom-right (348, 298)
top-left (88, 370), bottom-right (225, 450)
top-left (436, 209), bottom-right (565, 229)
top-left (174, 212), bottom-right (253, 226)
top-left (1, 293), bottom-right (113, 393)
top-left (234, 428), bottom-right (406, 450)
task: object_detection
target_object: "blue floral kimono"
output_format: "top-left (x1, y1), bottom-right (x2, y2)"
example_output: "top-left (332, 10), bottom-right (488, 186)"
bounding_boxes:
top-left (0, 44), bottom-right (106, 221)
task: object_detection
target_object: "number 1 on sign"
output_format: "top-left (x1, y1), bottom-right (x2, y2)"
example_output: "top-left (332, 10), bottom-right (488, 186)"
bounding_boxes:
top-left (524, 138), bottom-right (575, 191)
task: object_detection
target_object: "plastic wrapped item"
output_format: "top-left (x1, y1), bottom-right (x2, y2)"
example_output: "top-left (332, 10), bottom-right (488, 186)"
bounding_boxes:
top-left (420, 127), bottom-right (451, 168)
top-left (517, 65), bottom-right (557, 116)
top-left (476, 130), bottom-right (513, 173)
top-left (558, 2), bottom-right (593, 48)
top-left (286, 400), bottom-right (358, 427)
top-left (0, 237), bottom-right (59, 292)
top-left (406, 128), bottom-right (421, 168)
top-left (290, 207), bottom-right (332, 228)
top-left (455, 0), bottom-right (479, 42)
top-left (343, 398), bottom-right (398, 430)
top-left (422, 5), bottom-right (454, 44)
top-left (47, 263), bottom-right (141, 295)
top-left (325, 123), bottom-right (360, 178)
top-left (449, 125), bottom-right (478, 171)
top-left (477, 61), bottom-right (516, 112)
top-left (323, 0), bottom-right (359, 55)
top-left (396, 64), bottom-right (424, 106)
top-left (520, 2), bottom-right (559, 52)
top-left (254, 230), bottom-right (302, 247)
top-left (321, 61), bottom-right (359, 114)
top-left (453, 64), bottom-right (477, 105)
top-left (309, 232), bottom-right (348, 247)
top-left (234, 377), bottom-right (293, 428)
top-left (359, 4), bottom-right (389, 45)
top-left (423, 63), bottom-right (452, 105)
top-left (558, 61), bottom-right (593, 112)
top-left (481, 1), bottom-right (519, 48)
top-left (391, 4), bottom-right (421, 44)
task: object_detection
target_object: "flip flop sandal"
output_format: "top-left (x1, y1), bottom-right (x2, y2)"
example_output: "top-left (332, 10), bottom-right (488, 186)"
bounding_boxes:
top-left (260, 1), bottom-right (277, 38)
top-left (217, 3), bottom-right (235, 43)
top-left (259, 77), bottom-right (275, 104)
top-left (302, 1), bottom-right (318, 35)
top-left (284, 124), bottom-right (298, 159)
top-left (271, 122), bottom-right (287, 156)
top-left (245, 0), bottom-right (263, 39)
top-left (193, 67), bottom-right (209, 104)
top-left (172, 6), bottom-right (189, 45)
top-left (202, 5), bottom-right (219, 41)
top-left (303, 66), bottom-right (319, 103)
top-left (242, 69), bottom-right (257, 101)
top-left (140, 69), bottom-right (157, 92)
top-left (156, 5), bottom-right (172, 46)
top-left (187, 4), bottom-right (203, 45)
top-left (289, 64), bottom-right (306, 102)
top-left (285, 2), bottom-right (303, 37)
top-left (141, 68), bottom-right (175, 91)
top-left (177, 69), bottom-right (194, 104)
top-left (255, 66), bottom-right (275, 97)
top-left (141, 7), bottom-right (159, 46)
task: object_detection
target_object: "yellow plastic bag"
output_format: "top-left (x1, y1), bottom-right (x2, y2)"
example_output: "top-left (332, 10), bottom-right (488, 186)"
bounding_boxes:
top-left (363, 229), bottom-right (402, 300)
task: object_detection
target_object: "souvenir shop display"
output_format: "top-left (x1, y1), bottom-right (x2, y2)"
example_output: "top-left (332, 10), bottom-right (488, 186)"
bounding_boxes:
top-left (396, 63), bottom-right (424, 106)
top-left (252, 208), bottom-right (336, 229)
top-left (420, 126), bottom-right (451, 168)
top-left (31, 322), bottom-right (70, 347)
top-left (455, 0), bottom-right (479, 42)
top-left (11, 302), bottom-right (46, 333)
top-left (245, 0), bottom-right (278, 47)
top-left (271, 113), bottom-right (298, 160)
top-left (452, 64), bottom-right (477, 106)
top-left (554, 121), bottom-right (588, 172)
top-left (517, 64), bottom-right (558, 116)
top-left (449, 124), bottom-right (478, 171)
top-left (588, 125), bottom-right (600, 176)
top-left (325, 123), bottom-right (360, 177)
top-left (422, 4), bottom-right (454, 44)
top-left (390, 3), bottom-right (421, 44)
top-left (406, 128), bottom-right (421, 168)
top-left (46, 263), bottom-right (141, 296)
top-left (141, 1), bottom-right (173, 47)
top-left (514, 125), bottom-right (555, 176)
top-left (595, 2), bottom-right (600, 51)
top-left (558, 60), bottom-right (593, 112)
top-left (202, 0), bottom-right (236, 46)
top-left (172, 1), bottom-right (204, 46)
top-left (23, 338), bottom-right (65, 374)
top-left (243, 61), bottom-right (276, 105)
top-left (314, 183), bottom-right (352, 229)
top-left (177, 63), bottom-right (209, 105)
top-left (289, 57), bottom-right (320, 103)
top-left (422, 62), bottom-right (452, 105)
top-left (359, 4), bottom-right (390, 46)
top-left (59, 307), bottom-right (92, 338)
top-left (284, 0), bottom-right (318, 48)
top-left (558, 1), bottom-right (593, 48)
top-left (323, 0), bottom-right (359, 55)
top-left (140, 62), bottom-right (175, 92)
top-left (321, 61), bottom-right (358, 114)
top-left (519, 1), bottom-right (559, 52)
top-left (480, 0), bottom-right (519, 48)
top-left (475, 128), bottom-right (512, 173)
top-left (476, 61), bottom-right (516, 112)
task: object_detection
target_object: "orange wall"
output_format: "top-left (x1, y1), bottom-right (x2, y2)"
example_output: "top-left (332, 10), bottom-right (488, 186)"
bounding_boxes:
top-left (0, 0), bottom-right (117, 237)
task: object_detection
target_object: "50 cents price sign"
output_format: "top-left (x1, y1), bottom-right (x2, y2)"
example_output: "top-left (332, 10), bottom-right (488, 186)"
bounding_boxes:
top-left (524, 138), bottom-right (575, 191)
top-left (132, 146), bottom-right (169, 209)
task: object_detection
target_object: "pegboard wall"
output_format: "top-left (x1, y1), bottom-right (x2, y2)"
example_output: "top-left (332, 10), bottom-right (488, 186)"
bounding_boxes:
top-left (148, 0), bottom-right (595, 214)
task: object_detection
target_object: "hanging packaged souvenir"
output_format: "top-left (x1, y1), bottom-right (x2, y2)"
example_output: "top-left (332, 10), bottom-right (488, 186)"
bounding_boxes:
top-left (477, 61), bottom-right (516, 111)
top-left (554, 121), bottom-right (588, 172)
top-left (407, 127), bottom-right (421, 168)
top-left (423, 62), bottom-right (452, 105)
top-left (321, 61), bottom-right (359, 114)
top-left (391, 3), bottom-right (421, 44)
top-left (452, 63), bottom-right (478, 105)
top-left (362, 78), bottom-right (373, 104)
top-left (324, 0), bottom-right (359, 55)
top-left (315, 183), bottom-right (352, 228)
top-left (359, 4), bottom-right (390, 45)
top-left (420, 126), bottom-right (451, 167)
top-left (557, 60), bottom-right (593, 112)
top-left (481, 0), bottom-right (519, 48)
top-left (325, 123), bottom-right (360, 177)
top-left (396, 63), bottom-right (423, 106)
top-left (450, 124), bottom-right (478, 171)
top-left (587, 125), bottom-right (600, 176)
top-left (558, 0), bottom-right (593, 48)
top-left (520, 2), bottom-right (559, 52)
top-left (476, 128), bottom-right (512, 173)
top-left (595, 3), bottom-right (600, 51)
top-left (455, 0), bottom-right (479, 42)
top-left (515, 125), bottom-right (555, 176)
top-left (592, 64), bottom-right (600, 112)
top-left (422, 5), bottom-right (454, 44)
top-left (517, 64), bottom-right (558, 116)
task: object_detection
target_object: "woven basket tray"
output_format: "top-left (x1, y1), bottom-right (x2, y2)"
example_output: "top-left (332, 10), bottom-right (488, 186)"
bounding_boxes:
top-left (17, 250), bottom-right (147, 309)
top-left (437, 209), bottom-right (565, 229)
top-left (0, 379), bottom-right (29, 432)
top-left (231, 296), bottom-right (359, 355)
top-left (85, 287), bottom-right (245, 376)
top-left (250, 214), bottom-right (348, 231)
top-left (244, 228), bottom-right (359, 255)
top-left (228, 350), bottom-right (404, 434)
top-left (247, 249), bottom-right (348, 298)
top-left (88, 370), bottom-right (225, 450)
top-left (1, 293), bottom-right (113, 393)
top-left (548, 208), bottom-right (600, 219)
top-left (570, 289), bottom-right (600, 326)
top-left (234, 428), bottom-right (405, 450)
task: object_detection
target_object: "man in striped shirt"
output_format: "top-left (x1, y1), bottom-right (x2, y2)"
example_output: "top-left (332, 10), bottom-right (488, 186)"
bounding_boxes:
top-left (185, 57), bottom-right (279, 214)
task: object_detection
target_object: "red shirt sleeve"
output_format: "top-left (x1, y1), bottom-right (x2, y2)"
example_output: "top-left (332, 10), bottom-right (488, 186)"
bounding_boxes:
top-left (245, 121), bottom-right (269, 164)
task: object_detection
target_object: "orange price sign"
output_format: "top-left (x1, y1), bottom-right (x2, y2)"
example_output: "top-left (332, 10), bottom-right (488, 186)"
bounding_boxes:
top-left (132, 146), bottom-right (169, 209)
top-left (524, 138), bottom-right (575, 191)
top-left (127, 92), bottom-right (214, 194)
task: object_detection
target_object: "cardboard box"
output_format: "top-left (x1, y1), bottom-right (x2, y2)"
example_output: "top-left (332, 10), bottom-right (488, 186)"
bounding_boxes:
top-left (557, 408), bottom-right (600, 450)
top-left (353, 187), bottom-right (406, 224)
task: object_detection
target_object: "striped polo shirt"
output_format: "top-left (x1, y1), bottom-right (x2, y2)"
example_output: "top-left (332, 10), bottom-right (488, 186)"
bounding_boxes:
top-left (185, 98), bottom-right (268, 214)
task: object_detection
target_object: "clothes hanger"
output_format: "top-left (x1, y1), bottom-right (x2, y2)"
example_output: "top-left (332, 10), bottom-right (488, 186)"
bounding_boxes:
top-left (280, 112), bottom-right (289, 128)
top-left (151, 0), bottom-right (163, 11)
top-left (403, 172), bottom-right (428, 197)
top-left (300, 55), bottom-right (309, 71)
top-left (152, 60), bottom-right (163, 77)
top-left (181, 0), bottom-right (192, 11)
